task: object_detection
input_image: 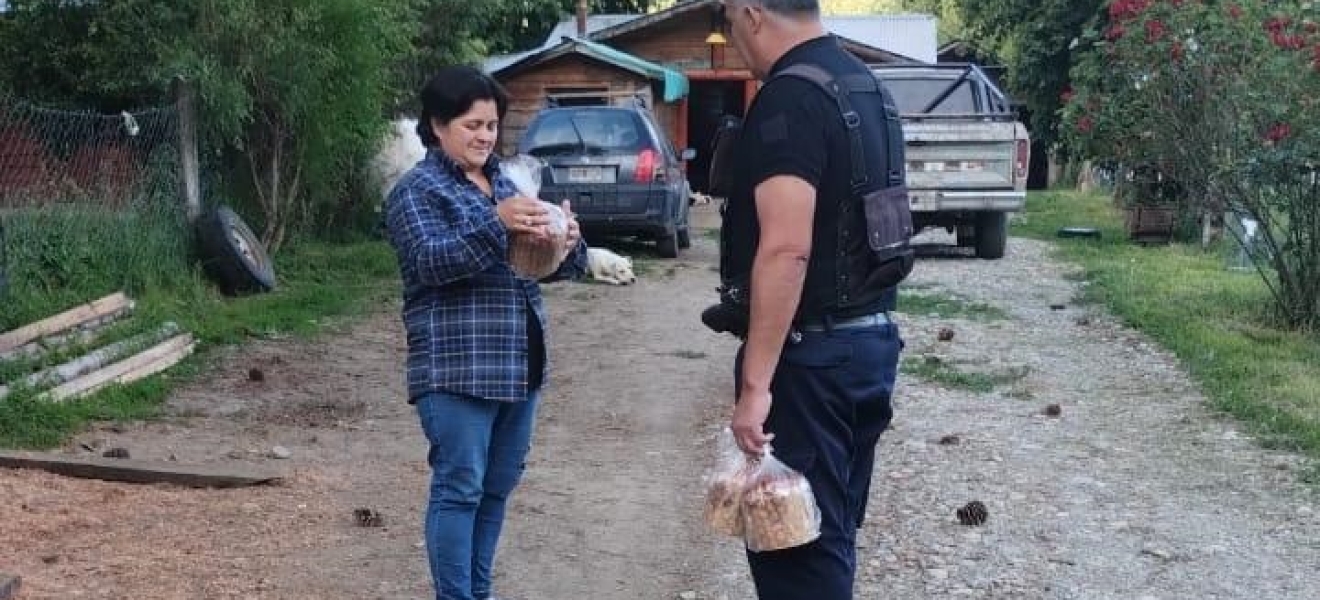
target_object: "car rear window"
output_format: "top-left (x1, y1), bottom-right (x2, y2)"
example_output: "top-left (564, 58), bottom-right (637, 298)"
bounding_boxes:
top-left (875, 76), bottom-right (977, 114)
top-left (522, 110), bottom-right (648, 156)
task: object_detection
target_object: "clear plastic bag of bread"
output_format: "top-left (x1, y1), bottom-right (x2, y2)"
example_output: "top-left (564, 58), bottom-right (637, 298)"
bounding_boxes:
top-left (501, 153), bottom-right (569, 279)
top-left (741, 446), bottom-right (822, 552)
top-left (703, 428), bottom-right (751, 537)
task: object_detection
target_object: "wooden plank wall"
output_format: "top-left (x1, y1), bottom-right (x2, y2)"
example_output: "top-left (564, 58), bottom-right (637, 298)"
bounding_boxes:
top-left (498, 57), bottom-right (651, 156)
top-left (611, 13), bottom-right (751, 73)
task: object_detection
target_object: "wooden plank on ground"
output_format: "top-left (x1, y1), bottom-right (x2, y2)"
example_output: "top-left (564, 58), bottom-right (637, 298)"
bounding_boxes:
top-left (0, 573), bottom-right (18, 600)
top-left (0, 292), bottom-right (133, 354)
top-left (0, 451), bottom-right (282, 488)
top-left (0, 322), bottom-right (182, 400)
top-left (0, 320), bottom-right (103, 364)
top-left (42, 334), bottom-right (195, 403)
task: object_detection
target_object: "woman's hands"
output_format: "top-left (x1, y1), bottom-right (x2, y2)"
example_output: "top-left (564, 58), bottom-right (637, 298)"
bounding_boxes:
top-left (497, 196), bottom-right (551, 236)
top-left (499, 196), bottom-right (581, 258)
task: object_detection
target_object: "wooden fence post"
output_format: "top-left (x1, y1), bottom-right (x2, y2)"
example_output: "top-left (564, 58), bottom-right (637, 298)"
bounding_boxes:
top-left (173, 76), bottom-right (202, 224)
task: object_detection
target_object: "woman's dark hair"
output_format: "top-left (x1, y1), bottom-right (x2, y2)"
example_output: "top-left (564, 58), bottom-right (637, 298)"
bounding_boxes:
top-left (415, 65), bottom-right (510, 146)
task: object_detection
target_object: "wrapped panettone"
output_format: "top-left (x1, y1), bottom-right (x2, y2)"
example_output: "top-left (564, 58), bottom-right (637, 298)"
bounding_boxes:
top-left (507, 202), bottom-right (568, 279)
top-left (502, 153), bottom-right (569, 279)
top-left (741, 452), bottom-right (821, 552)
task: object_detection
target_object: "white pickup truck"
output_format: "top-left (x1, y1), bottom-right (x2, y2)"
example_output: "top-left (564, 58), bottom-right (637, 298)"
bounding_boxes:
top-left (871, 64), bottom-right (1030, 259)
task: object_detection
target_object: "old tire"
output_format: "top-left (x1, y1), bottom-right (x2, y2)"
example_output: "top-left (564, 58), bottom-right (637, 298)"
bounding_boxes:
top-left (974, 212), bottom-right (1008, 260)
top-left (197, 205), bottom-right (276, 295)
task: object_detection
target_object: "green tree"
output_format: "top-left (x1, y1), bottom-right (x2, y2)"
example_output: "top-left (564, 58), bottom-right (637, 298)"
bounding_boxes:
top-left (169, 0), bottom-right (413, 252)
top-left (0, 0), bottom-right (192, 111)
top-left (957, 0), bottom-right (1105, 151)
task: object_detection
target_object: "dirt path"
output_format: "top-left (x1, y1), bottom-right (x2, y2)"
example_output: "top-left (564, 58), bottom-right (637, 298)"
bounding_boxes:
top-left (3, 206), bottom-right (1319, 599)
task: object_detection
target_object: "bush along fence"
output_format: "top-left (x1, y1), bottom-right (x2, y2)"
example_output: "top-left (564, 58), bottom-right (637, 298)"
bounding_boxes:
top-left (0, 80), bottom-right (276, 331)
top-left (0, 91), bottom-right (197, 329)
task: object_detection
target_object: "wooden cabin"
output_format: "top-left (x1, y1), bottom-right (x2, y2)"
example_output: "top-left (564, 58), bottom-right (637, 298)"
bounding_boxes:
top-left (487, 0), bottom-right (925, 193)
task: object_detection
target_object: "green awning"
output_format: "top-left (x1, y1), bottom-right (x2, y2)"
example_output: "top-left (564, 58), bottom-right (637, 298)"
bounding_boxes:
top-left (566, 38), bottom-right (689, 102)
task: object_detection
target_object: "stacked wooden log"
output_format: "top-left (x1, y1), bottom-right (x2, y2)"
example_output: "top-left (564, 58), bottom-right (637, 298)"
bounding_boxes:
top-left (0, 292), bottom-right (194, 401)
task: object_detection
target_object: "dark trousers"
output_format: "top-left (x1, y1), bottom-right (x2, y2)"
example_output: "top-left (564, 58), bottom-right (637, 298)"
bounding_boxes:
top-left (735, 322), bottom-right (902, 600)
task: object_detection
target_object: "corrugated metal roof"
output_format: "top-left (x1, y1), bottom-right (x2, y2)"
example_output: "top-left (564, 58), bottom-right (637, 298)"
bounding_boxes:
top-left (542, 14), bottom-right (637, 46)
top-left (484, 14), bottom-right (637, 73)
top-left (822, 15), bottom-right (938, 64)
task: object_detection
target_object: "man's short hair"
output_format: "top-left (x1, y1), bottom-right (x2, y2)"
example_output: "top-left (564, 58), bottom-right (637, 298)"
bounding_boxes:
top-left (738, 0), bottom-right (820, 17)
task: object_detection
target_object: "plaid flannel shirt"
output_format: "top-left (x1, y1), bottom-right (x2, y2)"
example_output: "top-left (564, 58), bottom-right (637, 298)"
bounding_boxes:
top-left (385, 150), bottom-right (587, 403)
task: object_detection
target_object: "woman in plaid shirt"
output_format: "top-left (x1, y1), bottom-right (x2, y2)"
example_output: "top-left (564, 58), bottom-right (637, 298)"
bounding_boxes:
top-left (384, 65), bottom-right (587, 600)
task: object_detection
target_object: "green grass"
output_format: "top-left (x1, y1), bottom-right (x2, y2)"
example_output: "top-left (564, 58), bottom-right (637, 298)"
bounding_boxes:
top-left (897, 290), bottom-right (1008, 321)
top-left (1015, 190), bottom-right (1320, 456)
top-left (902, 355), bottom-right (1030, 393)
top-left (0, 211), bottom-right (399, 448)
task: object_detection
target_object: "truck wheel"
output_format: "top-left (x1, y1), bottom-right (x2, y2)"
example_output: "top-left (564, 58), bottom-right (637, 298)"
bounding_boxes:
top-left (974, 212), bottom-right (1008, 260)
top-left (956, 224), bottom-right (976, 248)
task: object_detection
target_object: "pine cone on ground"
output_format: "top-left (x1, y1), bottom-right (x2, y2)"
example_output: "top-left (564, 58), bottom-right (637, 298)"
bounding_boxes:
top-left (956, 501), bottom-right (988, 526)
top-left (353, 508), bottom-right (384, 528)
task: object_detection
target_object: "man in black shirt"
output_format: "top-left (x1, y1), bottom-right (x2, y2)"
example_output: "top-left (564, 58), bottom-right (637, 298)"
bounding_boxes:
top-left (717, 1), bottom-right (905, 598)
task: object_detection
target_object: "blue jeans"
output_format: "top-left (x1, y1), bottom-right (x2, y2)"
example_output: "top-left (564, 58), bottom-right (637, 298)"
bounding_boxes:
top-left (735, 322), bottom-right (902, 600)
top-left (416, 391), bottom-right (539, 600)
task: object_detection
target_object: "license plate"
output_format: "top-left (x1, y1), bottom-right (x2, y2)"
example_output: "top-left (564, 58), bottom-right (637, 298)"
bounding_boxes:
top-left (568, 166), bottom-right (604, 183)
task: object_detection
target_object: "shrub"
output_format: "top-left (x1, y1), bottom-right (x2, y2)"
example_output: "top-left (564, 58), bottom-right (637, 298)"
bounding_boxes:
top-left (1064, 0), bottom-right (1320, 328)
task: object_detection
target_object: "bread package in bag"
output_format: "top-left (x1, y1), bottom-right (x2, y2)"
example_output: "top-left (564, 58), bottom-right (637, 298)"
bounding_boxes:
top-left (703, 428), bottom-right (751, 537)
top-left (741, 449), bottom-right (821, 552)
top-left (501, 154), bottom-right (569, 279)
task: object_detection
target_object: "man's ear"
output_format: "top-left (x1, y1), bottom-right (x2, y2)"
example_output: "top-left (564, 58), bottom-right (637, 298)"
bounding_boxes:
top-left (744, 4), bottom-right (765, 33)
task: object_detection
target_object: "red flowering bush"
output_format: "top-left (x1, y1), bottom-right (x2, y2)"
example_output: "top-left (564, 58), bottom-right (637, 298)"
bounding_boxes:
top-left (1064, 0), bottom-right (1320, 328)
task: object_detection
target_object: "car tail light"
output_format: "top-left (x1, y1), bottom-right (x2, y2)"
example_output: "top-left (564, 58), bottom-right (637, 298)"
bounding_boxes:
top-left (1014, 139), bottom-right (1030, 181)
top-left (635, 148), bottom-right (659, 183)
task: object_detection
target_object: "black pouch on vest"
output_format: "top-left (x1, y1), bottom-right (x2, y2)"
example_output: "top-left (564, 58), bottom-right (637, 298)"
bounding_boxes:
top-left (862, 185), bottom-right (915, 287)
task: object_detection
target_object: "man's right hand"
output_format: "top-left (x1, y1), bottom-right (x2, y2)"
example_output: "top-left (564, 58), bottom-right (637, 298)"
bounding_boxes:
top-left (497, 196), bottom-right (551, 237)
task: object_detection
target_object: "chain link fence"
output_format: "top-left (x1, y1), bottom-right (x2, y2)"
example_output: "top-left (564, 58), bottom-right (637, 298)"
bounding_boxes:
top-left (0, 94), bottom-right (189, 311)
top-left (0, 96), bottom-right (180, 210)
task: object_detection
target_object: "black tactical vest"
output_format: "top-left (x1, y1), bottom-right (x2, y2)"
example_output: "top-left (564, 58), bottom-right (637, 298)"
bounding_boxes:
top-left (717, 60), bottom-right (911, 320)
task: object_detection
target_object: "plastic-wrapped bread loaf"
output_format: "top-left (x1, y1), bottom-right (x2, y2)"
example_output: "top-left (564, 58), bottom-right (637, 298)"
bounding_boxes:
top-left (741, 453), bottom-right (821, 552)
top-left (703, 428), bottom-right (749, 537)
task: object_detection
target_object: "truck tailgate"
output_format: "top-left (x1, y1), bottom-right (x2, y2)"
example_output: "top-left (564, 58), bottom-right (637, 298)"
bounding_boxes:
top-left (903, 121), bottom-right (1022, 190)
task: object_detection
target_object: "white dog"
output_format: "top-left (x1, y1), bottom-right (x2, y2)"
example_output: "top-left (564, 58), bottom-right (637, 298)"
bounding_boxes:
top-left (369, 118), bottom-right (427, 204)
top-left (690, 191), bottom-right (715, 205)
top-left (587, 247), bottom-right (636, 285)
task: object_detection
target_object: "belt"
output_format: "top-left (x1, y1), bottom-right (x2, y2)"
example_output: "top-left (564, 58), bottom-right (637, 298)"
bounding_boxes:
top-left (796, 311), bottom-right (892, 332)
